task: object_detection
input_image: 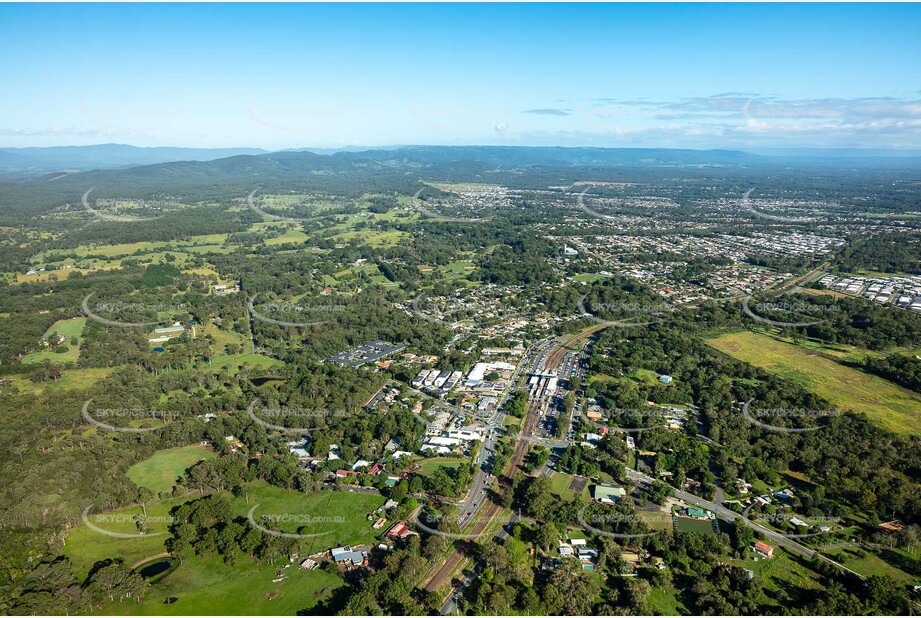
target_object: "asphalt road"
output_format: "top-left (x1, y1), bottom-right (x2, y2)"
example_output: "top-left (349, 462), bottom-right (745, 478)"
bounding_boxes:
top-left (624, 468), bottom-right (816, 560)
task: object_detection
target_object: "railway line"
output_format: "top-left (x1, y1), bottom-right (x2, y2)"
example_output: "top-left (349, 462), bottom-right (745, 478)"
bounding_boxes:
top-left (423, 366), bottom-right (543, 597)
top-left (544, 323), bottom-right (608, 371)
top-left (426, 328), bottom-right (606, 604)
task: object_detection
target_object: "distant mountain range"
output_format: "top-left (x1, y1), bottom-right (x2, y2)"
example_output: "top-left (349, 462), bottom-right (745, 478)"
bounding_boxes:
top-left (0, 144), bottom-right (268, 174)
top-left (2, 143), bottom-right (918, 178)
top-left (0, 144), bottom-right (917, 225)
top-left (332, 145), bottom-right (761, 167)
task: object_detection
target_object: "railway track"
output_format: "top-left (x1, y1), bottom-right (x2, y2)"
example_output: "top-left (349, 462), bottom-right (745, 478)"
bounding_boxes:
top-left (425, 331), bottom-right (594, 599)
top-left (423, 384), bottom-right (541, 595)
top-left (544, 323), bottom-right (609, 371)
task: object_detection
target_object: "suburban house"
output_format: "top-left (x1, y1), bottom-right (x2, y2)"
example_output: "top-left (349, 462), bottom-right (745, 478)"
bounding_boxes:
top-left (384, 520), bottom-right (416, 541)
top-left (753, 541), bottom-right (775, 558)
top-left (330, 545), bottom-right (367, 566)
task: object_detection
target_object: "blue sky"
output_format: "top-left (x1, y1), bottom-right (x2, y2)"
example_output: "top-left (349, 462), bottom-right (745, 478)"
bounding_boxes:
top-left (1, 3), bottom-right (919, 150)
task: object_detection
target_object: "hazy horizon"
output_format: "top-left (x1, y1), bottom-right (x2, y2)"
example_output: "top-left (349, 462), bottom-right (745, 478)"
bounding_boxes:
top-left (1, 3), bottom-right (919, 151)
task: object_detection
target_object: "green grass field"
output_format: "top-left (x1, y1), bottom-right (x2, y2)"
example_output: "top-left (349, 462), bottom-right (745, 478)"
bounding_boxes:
top-left (707, 331), bottom-right (921, 436)
top-left (729, 550), bottom-right (826, 611)
top-left (822, 546), bottom-right (919, 582)
top-left (647, 586), bottom-right (687, 615)
top-left (329, 229), bottom-right (406, 248)
top-left (674, 516), bottom-right (717, 535)
top-left (127, 445), bottom-right (217, 495)
top-left (66, 495), bottom-right (195, 575)
top-left (204, 326), bottom-right (248, 356)
top-left (208, 353), bottom-right (284, 371)
top-left (67, 485), bottom-right (385, 571)
top-left (263, 228), bottom-right (310, 247)
top-left (32, 235), bottom-right (230, 262)
top-left (21, 317), bottom-right (87, 364)
top-left (417, 457), bottom-right (468, 476)
top-left (8, 367), bottom-right (114, 394)
top-left (637, 509), bottom-right (674, 531)
top-left (245, 482), bottom-right (386, 545)
top-left (99, 554), bottom-right (344, 616)
top-left (546, 472), bottom-right (590, 502)
top-left (47, 316), bottom-right (87, 340)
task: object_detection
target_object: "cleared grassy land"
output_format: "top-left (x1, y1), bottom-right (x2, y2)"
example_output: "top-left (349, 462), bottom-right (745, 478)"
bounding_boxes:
top-left (65, 495), bottom-right (195, 575)
top-left (417, 457), bottom-right (468, 476)
top-left (573, 273), bottom-right (608, 283)
top-left (547, 472), bottom-right (590, 502)
top-left (183, 267), bottom-right (220, 277)
top-left (637, 509), bottom-right (674, 531)
top-left (674, 516), bottom-right (717, 535)
top-left (263, 228), bottom-right (310, 247)
top-left (32, 235), bottom-right (230, 261)
top-left (21, 317), bottom-right (87, 364)
top-left (243, 482), bottom-right (386, 546)
top-left (15, 265), bottom-right (121, 284)
top-left (647, 587), bottom-right (687, 615)
top-left (729, 550), bottom-right (826, 610)
top-left (8, 367), bottom-right (114, 394)
top-left (204, 326), bottom-right (248, 355)
top-left (46, 317), bottom-right (87, 340)
top-left (707, 331), bottom-right (921, 436)
top-left (822, 546), bottom-right (919, 582)
top-left (127, 445), bottom-right (216, 495)
top-left (208, 353), bottom-right (284, 371)
top-left (329, 229), bottom-right (406, 248)
top-left (102, 554), bottom-right (344, 616)
top-left (66, 483), bottom-right (386, 582)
